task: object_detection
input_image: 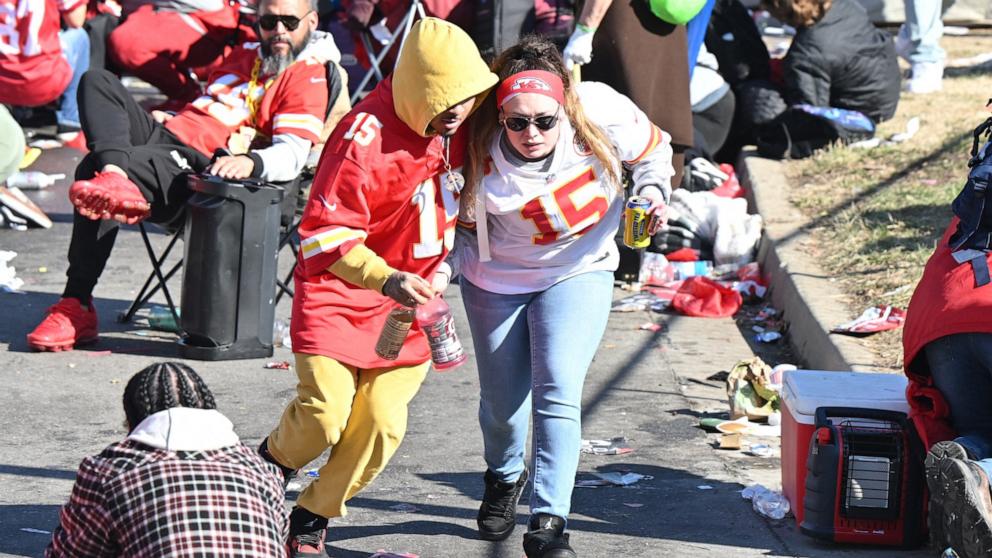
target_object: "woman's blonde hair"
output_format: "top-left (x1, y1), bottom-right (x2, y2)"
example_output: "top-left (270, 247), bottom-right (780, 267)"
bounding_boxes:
top-left (463, 35), bottom-right (621, 214)
top-left (762, 0), bottom-right (831, 27)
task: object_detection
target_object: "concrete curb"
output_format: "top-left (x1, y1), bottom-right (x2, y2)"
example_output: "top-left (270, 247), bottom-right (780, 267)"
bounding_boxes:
top-left (738, 149), bottom-right (882, 372)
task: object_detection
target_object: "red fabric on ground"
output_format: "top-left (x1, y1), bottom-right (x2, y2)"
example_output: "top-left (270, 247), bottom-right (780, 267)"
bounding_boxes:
top-left (671, 276), bottom-right (742, 317)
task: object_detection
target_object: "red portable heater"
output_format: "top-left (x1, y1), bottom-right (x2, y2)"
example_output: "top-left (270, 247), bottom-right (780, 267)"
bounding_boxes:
top-left (801, 407), bottom-right (926, 548)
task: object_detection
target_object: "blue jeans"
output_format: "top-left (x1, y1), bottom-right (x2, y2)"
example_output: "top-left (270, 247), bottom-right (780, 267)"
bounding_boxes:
top-left (57, 28), bottom-right (90, 130)
top-left (461, 271), bottom-right (613, 520)
top-left (903, 0), bottom-right (945, 64)
top-left (926, 333), bottom-right (992, 477)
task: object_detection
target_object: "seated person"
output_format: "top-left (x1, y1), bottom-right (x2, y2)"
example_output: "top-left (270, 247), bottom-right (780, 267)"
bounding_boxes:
top-left (0, 0), bottom-right (91, 146)
top-left (46, 361), bottom-right (288, 557)
top-left (903, 143), bottom-right (992, 556)
top-left (26, 0), bottom-right (339, 352)
top-left (761, 0), bottom-right (900, 124)
top-left (691, 43), bottom-right (735, 160)
top-left (107, 0), bottom-right (257, 104)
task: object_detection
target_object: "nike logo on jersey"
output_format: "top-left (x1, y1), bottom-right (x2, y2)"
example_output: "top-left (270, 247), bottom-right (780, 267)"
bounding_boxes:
top-left (319, 195), bottom-right (337, 211)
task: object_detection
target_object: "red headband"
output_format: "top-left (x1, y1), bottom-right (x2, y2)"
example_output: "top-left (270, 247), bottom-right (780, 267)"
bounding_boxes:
top-left (495, 70), bottom-right (565, 108)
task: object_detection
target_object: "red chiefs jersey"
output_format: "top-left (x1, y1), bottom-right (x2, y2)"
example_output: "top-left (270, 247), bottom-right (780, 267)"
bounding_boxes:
top-left (903, 219), bottom-right (992, 379)
top-left (165, 43), bottom-right (328, 156)
top-left (0, 0), bottom-right (79, 106)
top-left (292, 78), bottom-right (461, 368)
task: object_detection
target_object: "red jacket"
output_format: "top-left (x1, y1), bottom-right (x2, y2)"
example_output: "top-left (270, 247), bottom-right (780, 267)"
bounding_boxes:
top-left (903, 219), bottom-right (992, 447)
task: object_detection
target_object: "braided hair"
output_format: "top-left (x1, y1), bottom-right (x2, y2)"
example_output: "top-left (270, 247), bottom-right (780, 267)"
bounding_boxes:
top-left (123, 362), bottom-right (217, 430)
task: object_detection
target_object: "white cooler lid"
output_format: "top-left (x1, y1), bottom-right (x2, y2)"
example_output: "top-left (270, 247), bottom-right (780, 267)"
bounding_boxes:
top-left (782, 370), bottom-right (909, 424)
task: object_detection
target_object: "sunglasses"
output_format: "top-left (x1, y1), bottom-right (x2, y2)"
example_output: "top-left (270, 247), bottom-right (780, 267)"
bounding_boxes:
top-left (258, 11), bottom-right (311, 31)
top-left (502, 106), bottom-right (561, 132)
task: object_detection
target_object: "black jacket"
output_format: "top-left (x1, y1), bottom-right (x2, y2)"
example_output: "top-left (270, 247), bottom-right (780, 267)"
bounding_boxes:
top-left (783, 0), bottom-right (900, 123)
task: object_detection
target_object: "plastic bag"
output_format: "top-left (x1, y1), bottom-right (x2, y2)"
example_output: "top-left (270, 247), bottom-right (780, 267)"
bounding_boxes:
top-left (741, 484), bottom-right (791, 519)
top-left (726, 356), bottom-right (780, 420)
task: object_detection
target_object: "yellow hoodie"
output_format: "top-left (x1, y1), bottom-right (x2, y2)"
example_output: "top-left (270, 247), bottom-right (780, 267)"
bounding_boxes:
top-left (328, 17), bottom-right (497, 292)
top-left (392, 17), bottom-right (498, 137)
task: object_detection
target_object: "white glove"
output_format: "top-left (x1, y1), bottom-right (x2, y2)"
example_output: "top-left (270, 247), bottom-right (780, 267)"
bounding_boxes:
top-left (562, 25), bottom-right (596, 70)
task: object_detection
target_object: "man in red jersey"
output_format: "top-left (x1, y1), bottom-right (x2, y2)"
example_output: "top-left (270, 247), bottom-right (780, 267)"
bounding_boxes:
top-left (26, 0), bottom-right (338, 351)
top-left (0, 0), bottom-right (90, 140)
top-left (255, 17), bottom-right (497, 558)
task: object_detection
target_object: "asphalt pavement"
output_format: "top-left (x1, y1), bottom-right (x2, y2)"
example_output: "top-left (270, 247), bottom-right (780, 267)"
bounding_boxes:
top-left (0, 145), bottom-right (936, 557)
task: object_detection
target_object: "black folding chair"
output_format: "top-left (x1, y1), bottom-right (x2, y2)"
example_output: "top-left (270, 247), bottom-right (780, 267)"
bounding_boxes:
top-left (116, 221), bottom-right (183, 325)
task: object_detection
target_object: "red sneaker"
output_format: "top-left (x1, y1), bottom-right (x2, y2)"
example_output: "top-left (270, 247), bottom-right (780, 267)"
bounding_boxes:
top-left (69, 172), bottom-right (151, 224)
top-left (59, 131), bottom-right (89, 154)
top-left (27, 298), bottom-right (98, 351)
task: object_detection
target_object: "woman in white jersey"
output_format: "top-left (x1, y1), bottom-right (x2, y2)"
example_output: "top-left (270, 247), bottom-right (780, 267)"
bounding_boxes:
top-left (454, 36), bottom-right (674, 558)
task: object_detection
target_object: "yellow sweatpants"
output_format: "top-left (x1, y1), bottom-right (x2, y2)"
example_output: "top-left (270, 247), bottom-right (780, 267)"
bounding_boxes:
top-left (266, 353), bottom-right (430, 518)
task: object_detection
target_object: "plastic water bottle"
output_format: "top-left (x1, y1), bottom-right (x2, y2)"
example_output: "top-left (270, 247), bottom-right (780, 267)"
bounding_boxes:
top-left (6, 172), bottom-right (65, 190)
top-left (741, 484), bottom-right (791, 520)
top-left (375, 304), bottom-right (415, 360)
top-left (415, 297), bottom-right (467, 371)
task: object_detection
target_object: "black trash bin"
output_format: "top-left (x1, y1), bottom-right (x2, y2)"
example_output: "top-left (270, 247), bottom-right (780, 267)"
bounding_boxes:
top-left (178, 175), bottom-right (285, 361)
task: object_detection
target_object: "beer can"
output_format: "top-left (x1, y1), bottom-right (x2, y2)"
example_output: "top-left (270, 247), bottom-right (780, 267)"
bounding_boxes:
top-left (375, 306), bottom-right (415, 360)
top-left (623, 196), bottom-right (652, 249)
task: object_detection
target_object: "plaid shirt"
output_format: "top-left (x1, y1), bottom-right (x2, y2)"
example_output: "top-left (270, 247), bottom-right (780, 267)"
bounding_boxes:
top-left (46, 439), bottom-right (289, 557)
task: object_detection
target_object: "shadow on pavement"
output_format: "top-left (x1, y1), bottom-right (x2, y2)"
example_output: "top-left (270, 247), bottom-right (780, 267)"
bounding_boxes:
top-left (0, 464), bottom-right (76, 481)
top-left (3, 291), bottom-right (182, 358)
top-left (403, 465), bottom-right (773, 549)
top-left (0, 504), bottom-right (61, 557)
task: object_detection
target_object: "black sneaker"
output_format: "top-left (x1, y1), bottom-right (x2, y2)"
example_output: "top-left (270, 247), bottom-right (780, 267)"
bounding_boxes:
top-left (926, 440), bottom-right (969, 550)
top-left (940, 457), bottom-right (992, 558)
top-left (523, 514), bottom-right (576, 558)
top-left (288, 507), bottom-right (329, 558)
top-left (259, 437), bottom-right (298, 488)
top-left (477, 468), bottom-right (529, 541)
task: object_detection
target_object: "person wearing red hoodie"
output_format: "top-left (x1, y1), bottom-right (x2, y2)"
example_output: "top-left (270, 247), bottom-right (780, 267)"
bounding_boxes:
top-left (903, 138), bottom-right (992, 557)
top-left (254, 18), bottom-right (497, 557)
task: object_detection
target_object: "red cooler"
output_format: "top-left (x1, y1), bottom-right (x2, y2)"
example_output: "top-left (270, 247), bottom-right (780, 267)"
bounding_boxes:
top-left (781, 370), bottom-right (910, 526)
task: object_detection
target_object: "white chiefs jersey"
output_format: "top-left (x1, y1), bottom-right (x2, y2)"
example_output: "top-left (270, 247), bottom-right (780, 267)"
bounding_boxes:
top-left (458, 81), bottom-right (674, 295)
